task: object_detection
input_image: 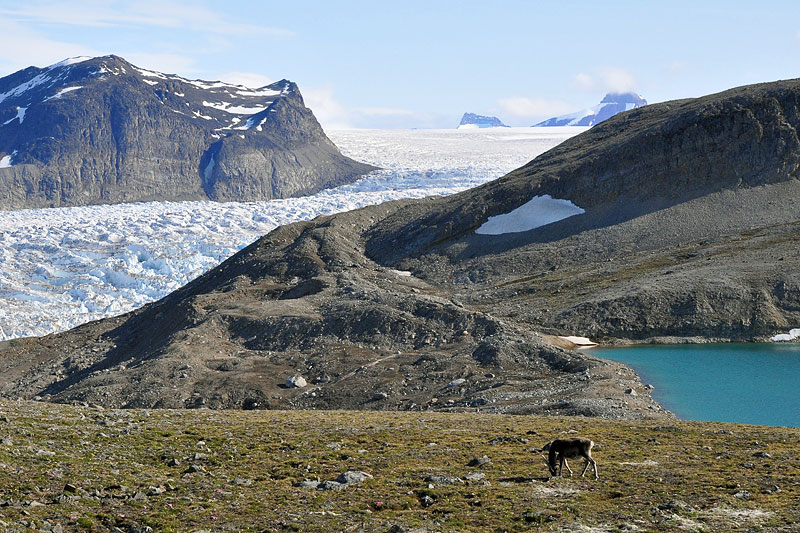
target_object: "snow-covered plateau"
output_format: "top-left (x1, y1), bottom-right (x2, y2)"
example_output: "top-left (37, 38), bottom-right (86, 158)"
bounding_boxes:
top-left (0, 126), bottom-right (584, 340)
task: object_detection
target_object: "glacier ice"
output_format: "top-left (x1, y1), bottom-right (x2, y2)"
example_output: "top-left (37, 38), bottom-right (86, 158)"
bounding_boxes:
top-left (0, 127), bottom-right (584, 341)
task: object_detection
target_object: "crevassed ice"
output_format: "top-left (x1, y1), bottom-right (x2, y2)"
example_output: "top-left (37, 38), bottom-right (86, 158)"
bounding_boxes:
top-left (0, 127), bottom-right (585, 341)
top-left (475, 194), bottom-right (585, 235)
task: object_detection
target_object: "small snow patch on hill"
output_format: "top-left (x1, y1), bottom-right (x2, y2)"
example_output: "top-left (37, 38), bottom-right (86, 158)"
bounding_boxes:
top-left (475, 195), bottom-right (585, 235)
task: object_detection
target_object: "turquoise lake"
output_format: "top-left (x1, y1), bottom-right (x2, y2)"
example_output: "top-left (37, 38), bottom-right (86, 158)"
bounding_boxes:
top-left (592, 343), bottom-right (800, 427)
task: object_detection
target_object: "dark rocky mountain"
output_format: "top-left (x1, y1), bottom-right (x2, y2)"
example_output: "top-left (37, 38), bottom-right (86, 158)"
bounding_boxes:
top-left (0, 55), bottom-right (375, 209)
top-left (458, 112), bottom-right (508, 128)
top-left (3, 78), bottom-right (800, 417)
top-left (533, 92), bottom-right (647, 127)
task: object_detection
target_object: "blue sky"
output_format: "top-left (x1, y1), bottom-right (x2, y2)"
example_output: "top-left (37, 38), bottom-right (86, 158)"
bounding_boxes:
top-left (1, 0), bottom-right (799, 129)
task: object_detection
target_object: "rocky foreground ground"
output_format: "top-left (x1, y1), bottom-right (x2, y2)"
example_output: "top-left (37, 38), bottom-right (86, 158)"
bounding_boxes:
top-left (0, 400), bottom-right (797, 532)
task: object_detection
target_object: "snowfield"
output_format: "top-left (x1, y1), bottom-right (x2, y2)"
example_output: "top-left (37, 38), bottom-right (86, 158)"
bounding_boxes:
top-left (0, 127), bottom-right (585, 340)
top-left (475, 194), bottom-right (585, 235)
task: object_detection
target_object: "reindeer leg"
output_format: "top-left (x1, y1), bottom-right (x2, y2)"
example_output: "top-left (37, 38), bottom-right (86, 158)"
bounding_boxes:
top-left (580, 457), bottom-right (590, 477)
top-left (563, 457), bottom-right (573, 477)
top-left (584, 456), bottom-right (598, 480)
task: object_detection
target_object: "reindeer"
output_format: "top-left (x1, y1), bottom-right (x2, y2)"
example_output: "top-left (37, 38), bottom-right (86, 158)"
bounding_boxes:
top-left (540, 437), bottom-right (598, 480)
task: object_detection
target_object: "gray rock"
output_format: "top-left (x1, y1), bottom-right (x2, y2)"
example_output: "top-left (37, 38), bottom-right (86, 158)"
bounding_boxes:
top-left (424, 475), bottom-right (463, 486)
top-left (317, 480), bottom-right (346, 491)
top-left (285, 375), bottom-right (307, 388)
top-left (734, 490), bottom-right (751, 500)
top-left (658, 500), bottom-right (691, 511)
top-left (335, 471), bottom-right (373, 485)
top-left (447, 379), bottom-right (466, 388)
top-left (464, 472), bottom-right (486, 481)
top-left (419, 495), bottom-right (435, 508)
top-left (467, 456), bottom-right (492, 467)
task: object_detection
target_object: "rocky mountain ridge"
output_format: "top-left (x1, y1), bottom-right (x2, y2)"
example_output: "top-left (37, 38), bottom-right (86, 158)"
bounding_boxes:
top-left (2, 78), bottom-right (800, 416)
top-left (533, 92), bottom-right (647, 127)
top-left (0, 55), bottom-right (375, 209)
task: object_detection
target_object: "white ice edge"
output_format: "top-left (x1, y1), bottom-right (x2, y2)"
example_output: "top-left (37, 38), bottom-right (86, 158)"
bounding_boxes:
top-left (770, 328), bottom-right (800, 342)
top-left (559, 335), bottom-right (598, 346)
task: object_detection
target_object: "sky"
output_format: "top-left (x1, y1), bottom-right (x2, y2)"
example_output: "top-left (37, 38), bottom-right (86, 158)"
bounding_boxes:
top-left (1, 0), bottom-right (800, 129)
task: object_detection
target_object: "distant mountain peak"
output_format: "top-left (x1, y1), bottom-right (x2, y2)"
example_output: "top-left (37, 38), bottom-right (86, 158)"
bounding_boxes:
top-left (0, 55), bottom-right (374, 209)
top-left (533, 92), bottom-right (647, 127)
top-left (600, 92), bottom-right (646, 104)
top-left (458, 112), bottom-right (508, 129)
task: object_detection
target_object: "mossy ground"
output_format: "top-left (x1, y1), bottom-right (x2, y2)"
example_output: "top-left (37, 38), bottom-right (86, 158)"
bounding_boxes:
top-left (0, 400), bottom-right (797, 532)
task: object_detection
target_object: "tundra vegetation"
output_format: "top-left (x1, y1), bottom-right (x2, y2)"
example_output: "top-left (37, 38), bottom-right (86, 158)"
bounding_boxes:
top-left (0, 401), bottom-right (797, 532)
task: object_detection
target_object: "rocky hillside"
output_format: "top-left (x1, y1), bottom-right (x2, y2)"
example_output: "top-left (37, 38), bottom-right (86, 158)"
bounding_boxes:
top-left (0, 56), bottom-right (375, 209)
top-left (533, 92), bottom-right (647, 126)
top-left (2, 78), bottom-right (800, 413)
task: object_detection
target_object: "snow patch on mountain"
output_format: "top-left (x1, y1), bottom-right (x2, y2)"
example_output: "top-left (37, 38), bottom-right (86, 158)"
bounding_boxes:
top-left (475, 195), bottom-right (585, 235)
top-left (46, 86), bottom-right (83, 100)
top-left (52, 56), bottom-right (93, 68)
top-left (202, 101), bottom-right (271, 114)
top-left (2, 107), bottom-right (26, 125)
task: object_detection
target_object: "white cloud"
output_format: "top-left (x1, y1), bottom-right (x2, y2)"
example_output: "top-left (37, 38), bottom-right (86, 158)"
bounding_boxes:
top-left (302, 86), bottom-right (450, 129)
top-left (352, 107), bottom-right (413, 116)
top-left (302, 85), bottom-right (352, 129)
top-left (0, 1), bottom-right (294, 37)
top-left (572, 72), bottom-right (595, 90)
top-left (497, 97), bottom-right (577, 121)
top-left (123, 52), bottom-right (199, 76)
top-left (668, 61), bottom-right (685, 72)
top-left (0, 19), bottom-right (104, 73)
top-left (571, 66), bottom-right (637, 93)
top-left (600, 66), bottom-right (636, 93)
top-left (217, 71), bottom-right (274, 88)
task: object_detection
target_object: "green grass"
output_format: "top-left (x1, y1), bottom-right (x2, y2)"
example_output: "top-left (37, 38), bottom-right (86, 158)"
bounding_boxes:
top-left (0, 400), bottom-right (797, 531)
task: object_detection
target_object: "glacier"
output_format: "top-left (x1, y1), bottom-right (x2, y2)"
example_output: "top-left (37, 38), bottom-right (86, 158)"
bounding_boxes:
top-left (0, 126), bottom-right (585, 341)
